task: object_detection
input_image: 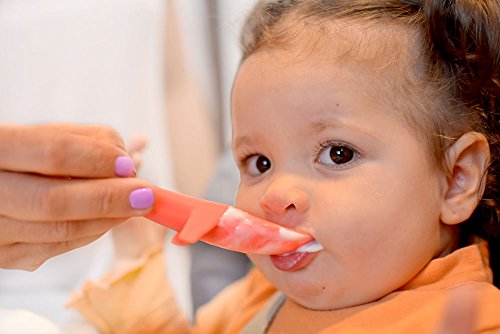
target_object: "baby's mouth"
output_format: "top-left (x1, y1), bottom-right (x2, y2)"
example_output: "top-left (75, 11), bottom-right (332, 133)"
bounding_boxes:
top-left (270, 240), bottom-right (324, 272)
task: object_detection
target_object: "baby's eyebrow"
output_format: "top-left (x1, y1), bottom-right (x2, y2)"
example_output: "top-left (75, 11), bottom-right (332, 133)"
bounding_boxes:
top-left (233, 135), bottom-right (252, 150)
top-left (309, 117), bottom-right (377, 140)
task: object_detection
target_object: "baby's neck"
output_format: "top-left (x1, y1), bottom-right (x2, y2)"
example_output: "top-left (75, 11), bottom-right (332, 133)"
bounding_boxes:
top-left (435, 224), bottom-right (460, 259)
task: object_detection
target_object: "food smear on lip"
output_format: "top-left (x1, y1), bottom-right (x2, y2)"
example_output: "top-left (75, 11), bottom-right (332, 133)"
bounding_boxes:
top-left (145, 187), bottom-right (314, 255)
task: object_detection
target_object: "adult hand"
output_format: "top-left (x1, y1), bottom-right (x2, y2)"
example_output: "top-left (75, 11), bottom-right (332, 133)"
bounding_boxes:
top-left (0, 123), bottom-right (155, 271)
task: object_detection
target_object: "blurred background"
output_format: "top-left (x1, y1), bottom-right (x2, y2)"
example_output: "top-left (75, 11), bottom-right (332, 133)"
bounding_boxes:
top-left (0, 0), bottom-right (257, 332)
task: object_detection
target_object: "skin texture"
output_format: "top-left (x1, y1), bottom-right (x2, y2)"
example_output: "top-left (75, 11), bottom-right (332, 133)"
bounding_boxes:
top-left (231, 47), bottom-right (456, 310)
top-left (0, 123), bottom-right (153, 271)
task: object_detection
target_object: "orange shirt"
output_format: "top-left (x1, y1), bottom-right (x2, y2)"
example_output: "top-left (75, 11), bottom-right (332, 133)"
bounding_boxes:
top-left (68, 243), bottom-right (500, 333)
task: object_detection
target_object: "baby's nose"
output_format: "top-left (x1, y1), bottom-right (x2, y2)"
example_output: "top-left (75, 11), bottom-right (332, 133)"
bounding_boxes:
top-left (260, 180), bottom-right (309, 217)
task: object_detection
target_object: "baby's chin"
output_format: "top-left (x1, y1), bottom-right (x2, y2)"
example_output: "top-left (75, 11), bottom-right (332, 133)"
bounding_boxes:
top-left (249, 254), bottom-right (387, 311)
top-left (248, 254), bottom-right (349, 310)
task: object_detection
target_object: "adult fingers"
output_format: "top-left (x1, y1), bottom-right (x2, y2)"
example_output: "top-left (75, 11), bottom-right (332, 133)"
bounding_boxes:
top-left (0, 123), bottom-right (133, 178)
top-left (0, 234), bottom-right (105, 271)
top-left (0, 172), bottom-right (155, 221)
top-left (43, 123), bottom-right (127, 150)
top-left (0, 217), bottom-right (124, 244)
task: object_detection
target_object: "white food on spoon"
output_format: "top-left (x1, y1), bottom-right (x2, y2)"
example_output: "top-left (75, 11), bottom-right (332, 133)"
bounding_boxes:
top-left (295, 240), bottom-right (324, 253)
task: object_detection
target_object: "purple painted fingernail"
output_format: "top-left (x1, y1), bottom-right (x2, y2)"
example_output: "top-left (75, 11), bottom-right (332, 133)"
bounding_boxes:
top-left (115, 156), bottom-right (136, 177)
top-left (129, 188), bottom-right (154, 210)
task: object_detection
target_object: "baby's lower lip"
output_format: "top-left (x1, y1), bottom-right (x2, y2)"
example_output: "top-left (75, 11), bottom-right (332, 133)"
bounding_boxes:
top-left (270, 251), bottom-right (318, 272)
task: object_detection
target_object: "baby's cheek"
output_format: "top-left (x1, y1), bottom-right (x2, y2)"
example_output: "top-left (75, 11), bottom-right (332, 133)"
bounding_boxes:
top-left (233, 193), bottom-right (257, 214)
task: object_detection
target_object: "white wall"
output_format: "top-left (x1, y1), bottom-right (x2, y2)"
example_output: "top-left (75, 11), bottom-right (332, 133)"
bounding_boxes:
top-left (216, 0), bottom-right (259, 144)
top-left (173, 0), bottom-right (258, 146)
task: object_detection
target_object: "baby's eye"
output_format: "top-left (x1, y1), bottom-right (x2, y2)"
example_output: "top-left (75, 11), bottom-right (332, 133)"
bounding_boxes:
top-left (246, 155), bottom-right (271, 176)
top-left (317, 144), bottom-right (358, 167)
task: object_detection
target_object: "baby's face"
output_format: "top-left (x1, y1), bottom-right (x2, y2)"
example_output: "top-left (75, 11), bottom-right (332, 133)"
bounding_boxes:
top-left (231, 48), bottom-right (453, 310)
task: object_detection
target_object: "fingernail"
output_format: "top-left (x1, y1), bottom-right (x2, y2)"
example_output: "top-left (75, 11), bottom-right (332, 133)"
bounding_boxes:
top-left (129, 188), bottom-right (154, 210)
top-left (115, 156), bottom-right (136, 177)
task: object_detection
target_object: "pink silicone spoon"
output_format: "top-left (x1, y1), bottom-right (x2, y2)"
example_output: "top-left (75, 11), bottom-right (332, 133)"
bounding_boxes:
top-left (145, 187), bottom-right (313, 255)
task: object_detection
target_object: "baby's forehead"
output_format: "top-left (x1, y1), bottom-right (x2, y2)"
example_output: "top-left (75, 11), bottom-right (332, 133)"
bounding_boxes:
top-left (274, 16), bottom-right (424, 78)
top-left (252, 16), bottom-right (433, 114)
top-left (238, 17), bottom-right (437, 148)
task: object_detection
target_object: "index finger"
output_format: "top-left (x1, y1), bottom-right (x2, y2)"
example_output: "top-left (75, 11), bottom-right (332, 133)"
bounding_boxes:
top-left (0, 171), bottom-right (154, 221)
top-left (0, 123), bottom-right (132, 178)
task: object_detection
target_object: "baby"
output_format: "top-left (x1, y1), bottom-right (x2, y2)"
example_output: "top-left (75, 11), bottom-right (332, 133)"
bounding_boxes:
top-left (69, 0), bottom-right (500, 332)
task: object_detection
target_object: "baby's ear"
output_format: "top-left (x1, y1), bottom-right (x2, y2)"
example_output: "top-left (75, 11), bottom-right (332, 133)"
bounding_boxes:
top-left (440, 132), bottom-right (490, 225)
